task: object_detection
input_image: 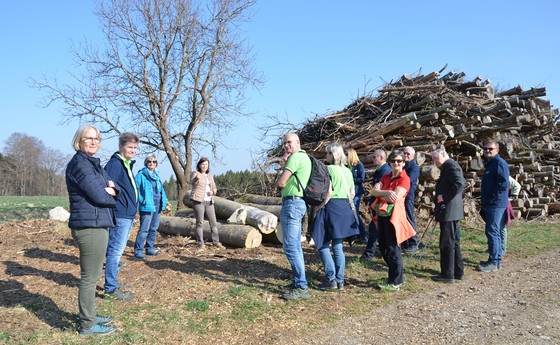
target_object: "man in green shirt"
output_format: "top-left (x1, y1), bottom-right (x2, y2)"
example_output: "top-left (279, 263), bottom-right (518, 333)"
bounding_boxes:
top-left (276, 133), bottom-right (311, 300)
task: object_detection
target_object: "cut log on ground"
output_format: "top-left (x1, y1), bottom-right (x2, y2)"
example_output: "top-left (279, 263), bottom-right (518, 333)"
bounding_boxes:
top-left (158, 216), bottom-right (262, 248)
top-left (183, 195), bottom-right (278, 234)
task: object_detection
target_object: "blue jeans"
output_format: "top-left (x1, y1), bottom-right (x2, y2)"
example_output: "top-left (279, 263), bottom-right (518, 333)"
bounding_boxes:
top-left (104, 217), bottom-right (134, 293)
top-left (134, 212), bottom-right (161, 256)
top-left (353, 195), bottom-right (366, 240)
top-left (484, 207), bottom-right (506, 265)
top-left (318, 238), bottom-right (345, 284)
top-left (280, 199), bottom-right (308, 289)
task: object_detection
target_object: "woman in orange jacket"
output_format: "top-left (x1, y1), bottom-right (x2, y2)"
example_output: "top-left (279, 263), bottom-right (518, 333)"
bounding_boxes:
top-left (370, 150), bottom-right (416, 292)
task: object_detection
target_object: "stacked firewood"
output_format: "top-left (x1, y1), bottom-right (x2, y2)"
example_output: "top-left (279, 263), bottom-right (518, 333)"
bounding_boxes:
top-left (269, 66), bottom-right (560, 220)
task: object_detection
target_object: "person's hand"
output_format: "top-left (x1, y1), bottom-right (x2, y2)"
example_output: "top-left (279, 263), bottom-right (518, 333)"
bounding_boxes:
top-left (108, 180), bottom-right (115, 188)
top-left (105, 187), bottom-right (116, 196)
top-left (385, 190), bottom-right (398, 203)
top-left (437, 194), bottom-right (444, 203)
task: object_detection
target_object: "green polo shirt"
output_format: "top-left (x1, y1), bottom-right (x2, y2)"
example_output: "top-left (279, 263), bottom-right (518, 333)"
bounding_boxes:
top-left (328, 165), bottom-right (354, 198)
top-left (281, 150), bottom-right (312, 198)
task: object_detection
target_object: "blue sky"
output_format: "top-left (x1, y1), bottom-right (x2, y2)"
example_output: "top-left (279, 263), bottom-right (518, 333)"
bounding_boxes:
top-left (1, 1), bottom-right (559, 179)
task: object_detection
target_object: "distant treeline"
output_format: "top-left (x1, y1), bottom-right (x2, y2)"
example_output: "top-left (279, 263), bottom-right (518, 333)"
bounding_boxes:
top-left (1, 132), bottom-right (274, 199)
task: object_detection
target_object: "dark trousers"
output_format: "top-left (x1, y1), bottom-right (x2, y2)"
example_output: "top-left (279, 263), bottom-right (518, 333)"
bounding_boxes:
top-left (439, 220), bottom-right (464, 279)
top-left (402, 196), bottom-right (419, 248)
top-left (362, 220), bottom-right (378, 258)
top-left (378, 216), bottom-right (403, 285)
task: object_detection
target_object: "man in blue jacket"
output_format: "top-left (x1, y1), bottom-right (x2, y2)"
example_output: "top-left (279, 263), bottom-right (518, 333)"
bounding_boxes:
top-left (103, 132), bottom-right (139, 301)
top-left (401, 146), bottom-right (420, 254)
top-left (479, 140), bottom-right (510, 272)
top-left (360, 149), bottom-right (391, 261)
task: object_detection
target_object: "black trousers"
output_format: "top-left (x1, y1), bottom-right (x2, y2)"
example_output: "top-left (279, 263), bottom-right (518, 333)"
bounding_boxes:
top-left (378, 216), bottom-right (403, 285)
top-left (439, 220), bottom-right (464, 279)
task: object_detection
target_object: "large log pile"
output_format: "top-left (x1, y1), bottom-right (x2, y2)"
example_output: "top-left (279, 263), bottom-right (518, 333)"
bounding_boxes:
top-left (269, 66), bottom-right (560, 220)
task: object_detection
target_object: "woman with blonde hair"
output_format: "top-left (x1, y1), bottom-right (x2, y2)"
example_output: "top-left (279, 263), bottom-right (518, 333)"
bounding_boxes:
top-left (346, 148), bottom-right (366, 243)
top-left (310, 143), bottom-right (359, 290)
top-left (66, 124), bottom-right (118, 336)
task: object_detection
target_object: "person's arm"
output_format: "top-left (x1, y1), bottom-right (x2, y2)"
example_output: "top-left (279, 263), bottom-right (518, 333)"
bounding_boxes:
top-left (277, 169), bottom-right (293, 188)
top-left (441, 162), bottom-right (465, 203)
top-left (509, 176), bottom-right (522, 197)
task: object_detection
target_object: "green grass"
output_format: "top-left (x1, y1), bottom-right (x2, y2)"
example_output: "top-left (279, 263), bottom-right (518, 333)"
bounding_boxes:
top-left (0, 196), bottom-right (68, 224)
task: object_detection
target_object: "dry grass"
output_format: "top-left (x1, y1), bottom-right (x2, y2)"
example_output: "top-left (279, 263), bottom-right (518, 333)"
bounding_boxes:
top-left (0, 216), bottom-right (558, 344)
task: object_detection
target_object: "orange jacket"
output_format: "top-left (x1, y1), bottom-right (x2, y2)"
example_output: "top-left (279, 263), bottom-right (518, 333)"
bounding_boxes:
top-left (371, 198), bottom-right (416, 245)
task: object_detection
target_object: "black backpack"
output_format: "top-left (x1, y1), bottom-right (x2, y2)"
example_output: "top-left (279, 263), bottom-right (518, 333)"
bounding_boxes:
top-left (293, 154), bottom-right (331, 206)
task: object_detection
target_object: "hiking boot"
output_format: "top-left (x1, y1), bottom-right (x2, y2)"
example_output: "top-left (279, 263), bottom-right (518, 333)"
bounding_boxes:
top-left (281, 287), bottom-right (310, 300)
top-left (95, 314), bottom-right (113, 326)
top-left (146, 249), bottom-right (160, 256)
top-left (377, 283), bottom-right (401, 292)
top-left (104, 288), bottom-right (134, 301)
top-left (133, 254), bottom-right (146, 260)
top-left (336, 282), bottom-right (345, 291)
top-left (454, 275), bottom-right (465, 281)
top-left (79, 323), bottom-right (117, 337)
top-left (316, 279), bottom-right (337, 291)
top-left (478, 261), bottom-right (499, 272)
top-left (431, 275), bottom-right (454, 284)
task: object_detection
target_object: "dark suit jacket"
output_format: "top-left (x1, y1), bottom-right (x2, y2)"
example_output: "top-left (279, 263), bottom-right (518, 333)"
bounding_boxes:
top-left (434, 159), bottom-right (466, 222)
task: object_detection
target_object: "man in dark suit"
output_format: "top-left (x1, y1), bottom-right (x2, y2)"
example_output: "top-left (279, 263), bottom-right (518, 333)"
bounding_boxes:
top-left (430, 148), bottom-right (466, 283)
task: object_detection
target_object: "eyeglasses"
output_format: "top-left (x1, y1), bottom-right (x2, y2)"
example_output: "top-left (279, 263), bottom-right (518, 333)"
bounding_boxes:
top-left (147, 160), bottom-right (157, 164)
top-left (483, 147), bottom-right (496, 151)
top-left (82, 137), bottom-right (101, 143)
top-left (390, 159), bottom-right (403, 163)
top-left (403, 152), bottom-right (412, 155)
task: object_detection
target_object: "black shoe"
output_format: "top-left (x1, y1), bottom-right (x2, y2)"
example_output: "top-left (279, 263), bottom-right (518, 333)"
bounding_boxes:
top-left (316, 280), bottom-right (337, 291)
top-left (359, 255), bottom-right (374, 262)
top-left (454, 275), bottom-right (464, 281)
top-left (431, 275), bottom-right (454, 284)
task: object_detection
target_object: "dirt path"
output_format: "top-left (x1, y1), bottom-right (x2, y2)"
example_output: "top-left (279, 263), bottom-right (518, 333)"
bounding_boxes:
top-left (276, 249), bottom-right (560, 345)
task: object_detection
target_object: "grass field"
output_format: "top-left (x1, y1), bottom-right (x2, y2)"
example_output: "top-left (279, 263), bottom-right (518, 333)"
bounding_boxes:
top-left (0, 196), bottom-right (68, 224)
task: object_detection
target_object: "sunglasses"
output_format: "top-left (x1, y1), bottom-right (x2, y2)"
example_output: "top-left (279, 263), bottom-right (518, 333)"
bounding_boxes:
top-left (483, 147), bottom-right (496, 151)
top-left (147, 160), bottom-right (157, 164)
top-left (390, 159), bottom-right (403, 163)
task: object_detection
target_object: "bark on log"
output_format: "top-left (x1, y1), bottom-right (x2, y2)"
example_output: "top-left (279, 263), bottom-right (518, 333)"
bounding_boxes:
top-left (236, 194), bottom-right (282, 205)
top-left (183, 195), bottom-right (278, 234)
top-left (158, 216), bottom-right (262, 248)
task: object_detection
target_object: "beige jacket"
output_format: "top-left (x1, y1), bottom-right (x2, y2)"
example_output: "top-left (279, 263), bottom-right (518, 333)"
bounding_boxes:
top-left (190, 171), bottom-right (217, 203)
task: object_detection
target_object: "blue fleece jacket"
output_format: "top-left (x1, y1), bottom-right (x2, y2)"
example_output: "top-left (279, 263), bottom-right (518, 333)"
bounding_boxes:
top-left (135, 167), bottom-right (168, 213)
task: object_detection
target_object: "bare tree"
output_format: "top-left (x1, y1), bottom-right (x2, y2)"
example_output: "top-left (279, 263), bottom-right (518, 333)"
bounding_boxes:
top-left (3, 133), bottom-right (44, 195)
top-left (33, 0), bottom-right (262, 207)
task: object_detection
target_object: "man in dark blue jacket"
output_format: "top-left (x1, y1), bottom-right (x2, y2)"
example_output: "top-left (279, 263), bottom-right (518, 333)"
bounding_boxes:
top-left (479, 140), bottom-right (510, 272)
top-left (103, 132), bottom-right (139, 301)
top-left (402, 146), bottom-right (420, 253)
top-left (360, 149), bottom-right (391, 261)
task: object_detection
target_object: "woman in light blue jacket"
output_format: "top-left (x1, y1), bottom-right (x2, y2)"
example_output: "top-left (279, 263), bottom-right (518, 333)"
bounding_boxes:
top-left (133, 154), bottom-right (168, 259)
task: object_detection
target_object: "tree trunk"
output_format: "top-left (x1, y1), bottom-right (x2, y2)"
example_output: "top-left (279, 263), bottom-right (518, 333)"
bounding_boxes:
top-left (158, 216), bottom-right (262, 248)
top-left (183, 194), bottom-right (278, 234)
